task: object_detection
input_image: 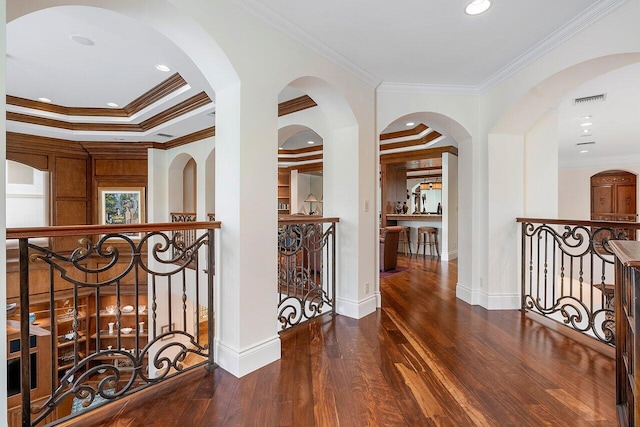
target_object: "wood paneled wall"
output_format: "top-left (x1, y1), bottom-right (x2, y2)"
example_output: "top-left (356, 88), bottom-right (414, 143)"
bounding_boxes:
top-left (6, 133), bottom-right (149, 298)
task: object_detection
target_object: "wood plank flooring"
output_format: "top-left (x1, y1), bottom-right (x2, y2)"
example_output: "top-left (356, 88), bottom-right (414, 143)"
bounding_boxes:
top-left (80, 255), bottom-right (617, 426)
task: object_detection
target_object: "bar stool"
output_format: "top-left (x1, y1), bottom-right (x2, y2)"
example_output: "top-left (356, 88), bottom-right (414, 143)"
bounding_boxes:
top-left (398, 226), bottom-right (412, 257)
top-left (417, 226), bottom-right (439, 257)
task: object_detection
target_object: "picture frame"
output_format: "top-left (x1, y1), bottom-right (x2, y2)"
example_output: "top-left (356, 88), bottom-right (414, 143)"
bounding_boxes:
top-left (99, 187), bottom-right (145, 240)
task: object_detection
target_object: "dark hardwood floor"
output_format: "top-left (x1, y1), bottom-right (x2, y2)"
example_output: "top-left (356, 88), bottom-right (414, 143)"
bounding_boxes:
top-left (81, 255), bottom-right (617, 426)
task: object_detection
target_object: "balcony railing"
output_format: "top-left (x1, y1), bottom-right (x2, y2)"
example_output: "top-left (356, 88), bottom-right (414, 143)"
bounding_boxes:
top-left (277, 217), bottom-right (338, 331)
top-left (6, 221), bottom-right (219, 426)
top-left (517, 218), bottom-right (640, 347)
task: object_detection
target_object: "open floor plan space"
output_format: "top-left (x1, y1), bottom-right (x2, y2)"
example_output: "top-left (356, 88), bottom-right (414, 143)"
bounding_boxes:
top-left (77, 256), bottom-right (616, 426)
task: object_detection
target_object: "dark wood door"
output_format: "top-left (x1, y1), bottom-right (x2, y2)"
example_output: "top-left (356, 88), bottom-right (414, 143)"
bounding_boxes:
top-left (591, 171), bottom-right (637, 242)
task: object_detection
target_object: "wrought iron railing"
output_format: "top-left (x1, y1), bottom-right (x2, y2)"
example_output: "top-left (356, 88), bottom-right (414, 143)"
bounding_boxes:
top-left (170, 212), bottom-right (197, 263)
top-left (277, 217), bottom-right (338, 330)
top-left (518, 218), bottom-right (640, 346)
top-left (6, 221), bottom-right (219, 426)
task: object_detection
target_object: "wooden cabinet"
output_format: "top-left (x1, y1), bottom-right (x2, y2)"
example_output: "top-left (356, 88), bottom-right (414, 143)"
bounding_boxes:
top-left (591, 171), bottom-right (637, 242)
top-left (278, 169), bottom-right (291, 214)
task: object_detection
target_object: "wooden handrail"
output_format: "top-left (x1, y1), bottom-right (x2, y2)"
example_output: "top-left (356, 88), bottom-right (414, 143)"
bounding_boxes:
top-left (6, 221), bottom-right (221, 239)
top-left (516, 217), bottom-right (640, 229)
top-left (609, 240), bottom-right (640, 267)
top-left (278, 216), bottom-right (339, 225)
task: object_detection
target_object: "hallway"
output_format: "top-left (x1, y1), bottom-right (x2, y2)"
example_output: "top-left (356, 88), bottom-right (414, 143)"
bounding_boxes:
top-left (82, 255), bottom-right (616, 426)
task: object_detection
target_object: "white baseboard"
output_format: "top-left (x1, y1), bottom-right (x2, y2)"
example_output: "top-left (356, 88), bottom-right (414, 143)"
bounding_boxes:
top-left (442, 249), bottom-right (458, 261)
top-left (336, 295), bottom-right (377, 319)
top-left (215, 335), bottom-right (281, 378)
top-left (375, 291), bottom-right (382, 308)
top-left (456, 283), bottom-right (520, 310)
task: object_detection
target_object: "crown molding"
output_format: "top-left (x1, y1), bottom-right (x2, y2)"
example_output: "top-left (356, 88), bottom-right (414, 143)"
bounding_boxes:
top-left (377, 82), bottom-right (481, 96)
top-left (380, 131), bottom-right (442, 152)
top-left (380, 124), bottom-right (429, 141)
top-left (477, 0), bottom-right (629, 93)
top-left (232, 0), bottom-right (381, 87)
top-left (378, 0), bottom-right (628, 96)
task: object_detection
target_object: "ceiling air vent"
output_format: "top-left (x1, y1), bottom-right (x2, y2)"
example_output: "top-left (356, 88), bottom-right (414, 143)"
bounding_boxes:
top-left (573, 93), bottom-right (606, 105)
top-left (576, 141), bottom-right (596, 146)
top-left (156, 133), bottom-right (174, 138)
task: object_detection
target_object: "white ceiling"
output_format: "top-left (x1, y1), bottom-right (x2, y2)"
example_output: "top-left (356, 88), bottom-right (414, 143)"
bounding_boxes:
top-left (237, 0), bottom-right (607, 87)
top-left (6, 2), bottom-right (638, 167)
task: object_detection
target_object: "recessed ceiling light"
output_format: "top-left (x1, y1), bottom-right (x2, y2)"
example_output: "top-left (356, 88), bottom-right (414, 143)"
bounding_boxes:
top-left (582, 115), bottom-right (592, 119)
top-left (581, 122), bottom-right (593, 127)
top-left (279, 147), bottom-right (284, 150)
top-left (580, 150), bottom-right (589, 154)
top-left (405, 122), bottom-right (415, 127)
top-left (583, 129), bottom-right (590, 133)
top-left (155, 64), bottom-right (171, 72)
top-left (38, 97), bottom-right (52, 103)
top-left (465, 0), bottom-right (491, 15)
top-left (307, 141), bottom-right (315, 145)
top-left (69, 34), bottom-right (95, 46)
top-left (106, 102), bottom-right (119, 107)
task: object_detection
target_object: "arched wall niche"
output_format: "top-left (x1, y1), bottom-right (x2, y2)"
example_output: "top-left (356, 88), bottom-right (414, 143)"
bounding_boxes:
top-left (168, 153), bottom-right (196, 215)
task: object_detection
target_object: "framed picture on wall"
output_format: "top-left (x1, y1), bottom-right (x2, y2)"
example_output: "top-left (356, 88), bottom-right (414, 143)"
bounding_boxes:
top-left (99, 187), bottom-right (146, 240)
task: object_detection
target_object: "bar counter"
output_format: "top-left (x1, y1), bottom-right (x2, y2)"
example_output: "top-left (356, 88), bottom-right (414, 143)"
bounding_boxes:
top-left (385, 214), bottom-right (442, 255)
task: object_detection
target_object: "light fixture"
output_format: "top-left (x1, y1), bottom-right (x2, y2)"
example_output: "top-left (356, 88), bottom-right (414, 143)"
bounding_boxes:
top-left (405, 122), bottom-right (415, 127)
top-left (582, 115), bottom-right (592, 119)
top-left (38, 97), bottom-right (52, 103)
top-left (580, 150), bottom-right (589, 154)
top-left (583, 129), bottom-right (590, 133)
top-left (307, 141), bottom-right (315, 145)
top-left (305, 193), bottom-right (318, 215)
top-left (465, 0), bottom-right (491, 15)
top-left (278, 147), bottom-right (284, 150)
top-left (69, 34), bottom-right (95, 46)
top-left (580, 122), bottom-right (593, 127)
top-left (155, 64), bottom-right (171, 72)
top-left (106, 102), bottom-right (119, 107)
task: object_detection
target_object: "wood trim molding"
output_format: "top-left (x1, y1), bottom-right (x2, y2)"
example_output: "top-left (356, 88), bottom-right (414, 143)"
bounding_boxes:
top-left (7, 92), bottom-right (212, 133)
top-left (380, 130), bottom-right (442, 152)
top-left (380, 123), bottom-right (428, 141)
top-left (278, 153), bottom-right (323, 163)
top-left (81, 142), bottom-right (153, 159)
top-left (294, 162), bottom-right (323, 173)
top-left (408, 166), bottom-right (443, 172)
top-left (278, 145), bottom-right (323, 155)
top-left (278, 95), bottom-right (317, 117)
top-left (408, 173), bottom-right (443, 180)
top-left (5, 73), bottom-right (187, 118)
top-left (7, 132), bottom-right (88, 157)
top-left (162, 127), bottom-right (216, 150)
top-left (380, 146), bottom-right (458, 164)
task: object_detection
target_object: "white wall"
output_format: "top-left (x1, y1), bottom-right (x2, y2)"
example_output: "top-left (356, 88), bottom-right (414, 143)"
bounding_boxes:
top-left (560, 164), bottom-right (640, 221)
top-left (525, 112), bottom-right (558, 218)
top-left (443, 152), bottom-right (458, 260)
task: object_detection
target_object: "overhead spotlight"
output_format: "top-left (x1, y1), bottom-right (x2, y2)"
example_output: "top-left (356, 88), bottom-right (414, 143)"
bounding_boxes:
top-left (580, 122), bottom-right (593, 127)
top-left (405, 122), bottom-right (415, 127)
top-left (307, 141), bottom-right (315, 145)
top-left (38, 97), bottom-right (52, 103)
top-left (155, 64), bottom-right (171, 72)
top-left (465, 0), bottom-right (491, 15)
top-left (107, 102), bottom-right (119, 107)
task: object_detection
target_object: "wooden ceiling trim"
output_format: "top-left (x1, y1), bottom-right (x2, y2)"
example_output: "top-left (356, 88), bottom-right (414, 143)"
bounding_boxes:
top-left (278, 153), bottom-right (323, 163)
top-left (380, 146), bottom-right (458, 164)
top-left (7, 132), bottom-right (89, 157)
top-left (7, 92), bottom-right (212, 133)
top-left (380, 123), bottom-right (428, 141)
top-left (380, 130), bottom-right (442, 152)
top-left (163, 127), bottom-right (216, 150)
top-left (5, 73), bottom-right (187, 118)
top-left (81, 142), bottom-right (152, 159)
top-left (124, 73), bottom-right (188, 115)
top-left (408, 166), bottom-right (443, 172)
top-left (294, 162), bottom-right (323, 173)
top-left (408, 173), bottom-right (443, 179)
top-left (278, 95), bottom-right (317, 117)
top-left (278, 145), bottom-right (323, 155)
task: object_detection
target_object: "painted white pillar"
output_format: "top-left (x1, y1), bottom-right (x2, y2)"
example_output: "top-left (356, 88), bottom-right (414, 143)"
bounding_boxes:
top-left (486, 134), bottom-right (525, 309)
top-left (214, 82), bottom-right (280, 377)
top-left (456, 137), bottom-right (476, 303)
top-left (442, 152), bottom-right (459, 261)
